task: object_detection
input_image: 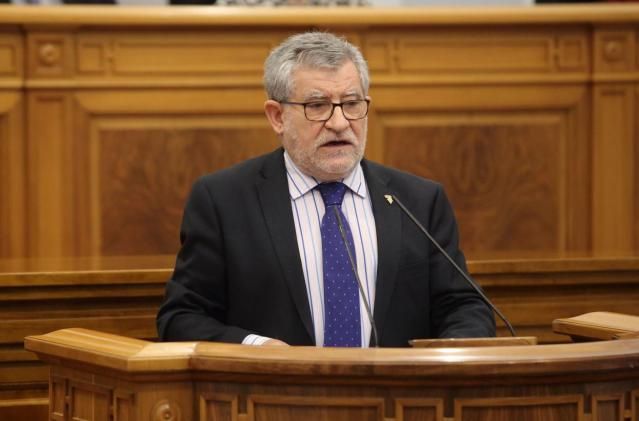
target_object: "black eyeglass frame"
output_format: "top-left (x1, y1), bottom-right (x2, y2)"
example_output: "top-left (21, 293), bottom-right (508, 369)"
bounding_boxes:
top-left (279, 99), bottom-right (370, 122)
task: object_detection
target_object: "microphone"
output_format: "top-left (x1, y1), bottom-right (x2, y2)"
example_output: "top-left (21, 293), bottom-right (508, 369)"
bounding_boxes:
top-left (383, 194), bottom-right (517, 337)
top-left (332, 207), bottom-right (380, 348)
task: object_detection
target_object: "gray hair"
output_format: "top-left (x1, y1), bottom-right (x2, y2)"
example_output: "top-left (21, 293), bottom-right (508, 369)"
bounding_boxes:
top-left (264, 32), bottom-right (370, 101)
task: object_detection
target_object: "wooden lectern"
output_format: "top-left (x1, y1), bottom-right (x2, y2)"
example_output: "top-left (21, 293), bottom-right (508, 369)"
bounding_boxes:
top-left (25, 328), bottom-right (639, 421)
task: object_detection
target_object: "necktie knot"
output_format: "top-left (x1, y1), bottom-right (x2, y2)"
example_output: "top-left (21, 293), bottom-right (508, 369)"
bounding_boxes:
top-left (317, 182), bottom-right (347, 207)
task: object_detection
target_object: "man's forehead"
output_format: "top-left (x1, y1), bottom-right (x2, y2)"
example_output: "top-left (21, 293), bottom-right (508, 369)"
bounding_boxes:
top-left (291, 63), bottom-right (363, 97)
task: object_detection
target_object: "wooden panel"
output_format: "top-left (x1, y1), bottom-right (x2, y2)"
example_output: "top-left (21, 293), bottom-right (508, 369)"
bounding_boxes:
top-left (51, 376), bottom-right (66, 421)
top-left (364, 28), bottom-right (588, 81)
top-left (27, 92), bottom-right (75, 258)
top-left (0, 33), bottom-right (22, 77)
top-left (636, 89), bottom-right (639, 253)
top-left (76, 31), bottom-right (286, 80)
top-left (0, 399), bottom-right (48, 421)
top-left (0, 30), bottom-right (25, 260)
top-left (247, 396), bottom-right (384, 421)
top-left (200, 393), bottom-right (239, 421)
top-left (454, 395), bottom-right (584, 421)
top-left (0, 91), bottom-right (25, 259)
top-left (395, 398), bottom-right (443, 421)
top-left (592, 394), bottom-right (624, 421)
top-left (85, 117), bottom-right (277, 255)
top-left (69, 381), bottom-right (110, 421)
top-left (113, 391), bottom-right (135, 421)
top-left (94, 122), bottom-right (277, 256)
top-left (384, 111), bottom-right (566, 257)
top-left (592, 85), bottom-right (635, 255)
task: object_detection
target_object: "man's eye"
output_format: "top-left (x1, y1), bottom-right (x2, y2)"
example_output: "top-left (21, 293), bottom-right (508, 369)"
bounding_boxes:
top-left (307, 102), bottom-right (329, 110)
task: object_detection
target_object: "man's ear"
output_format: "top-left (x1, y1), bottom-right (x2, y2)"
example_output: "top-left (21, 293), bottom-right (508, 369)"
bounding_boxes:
top-left (264, 100), bottom-right (284, 135)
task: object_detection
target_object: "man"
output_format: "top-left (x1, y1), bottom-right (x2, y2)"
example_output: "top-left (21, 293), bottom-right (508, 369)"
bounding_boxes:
top-left (157, 32), bottom-right (496, 347)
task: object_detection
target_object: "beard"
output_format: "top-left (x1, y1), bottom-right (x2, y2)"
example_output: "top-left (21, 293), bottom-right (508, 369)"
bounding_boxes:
top-left (282, 118), bottom-right (367, 181)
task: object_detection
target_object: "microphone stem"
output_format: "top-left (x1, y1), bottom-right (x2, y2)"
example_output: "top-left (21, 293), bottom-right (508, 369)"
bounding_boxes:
top-left (390, 195), bottom-right (517, 337)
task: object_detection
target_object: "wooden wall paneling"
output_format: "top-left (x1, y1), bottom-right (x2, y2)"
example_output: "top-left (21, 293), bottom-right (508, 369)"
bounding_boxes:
top-left (75, 89), bottom-right (279, 257)
top-left (592, 27), bottom-right (637, 256)
top-left (375, 84), bottom-right (589, 260)
top-left (0, 31), bottom-right (25, 259)
top-left (0, 92), bottom-right (24, 259)
top-left (75, 29), bottom-right (287, 82)
top-left (636, 87), bottom-right (639, 254)
top-left (363, 27), bottom-right (589, 84)
top-left (474, 258), bottom-right (639, 341)
top-left (592, 84), bottom-right (635, 256)
top-left (27, 91), bottom-right (76, 258)
top-left (0, 398), bottom-right (48, 421)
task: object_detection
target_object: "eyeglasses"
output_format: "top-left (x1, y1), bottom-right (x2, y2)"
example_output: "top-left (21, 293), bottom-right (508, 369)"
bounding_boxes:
top-left (279, 99), bottom-right (370, 122)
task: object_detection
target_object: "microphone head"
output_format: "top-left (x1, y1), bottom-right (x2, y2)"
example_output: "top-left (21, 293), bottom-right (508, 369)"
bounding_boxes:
top-left (384, 194), bottom-right (393, 205)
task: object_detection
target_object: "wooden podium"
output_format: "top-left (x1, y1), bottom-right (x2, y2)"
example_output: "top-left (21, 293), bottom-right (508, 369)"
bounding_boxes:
top-left (25, 328), bottom-right (639, 421)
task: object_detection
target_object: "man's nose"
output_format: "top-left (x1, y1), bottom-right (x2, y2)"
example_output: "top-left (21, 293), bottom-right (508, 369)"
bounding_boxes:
top-left (324, 105), bottom-right (350, 132)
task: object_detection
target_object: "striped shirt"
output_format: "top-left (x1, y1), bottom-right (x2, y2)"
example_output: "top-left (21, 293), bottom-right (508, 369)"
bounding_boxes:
top-left (243, 151), bottom-right (378, 347)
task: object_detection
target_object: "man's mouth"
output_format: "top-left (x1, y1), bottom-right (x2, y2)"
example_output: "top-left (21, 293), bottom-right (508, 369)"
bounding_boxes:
top-left (322, 140), bottom-right (351, 147)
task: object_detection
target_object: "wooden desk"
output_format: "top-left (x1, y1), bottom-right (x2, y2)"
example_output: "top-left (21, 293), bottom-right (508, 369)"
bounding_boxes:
top-left (25, 328), bottom-right (639, 421)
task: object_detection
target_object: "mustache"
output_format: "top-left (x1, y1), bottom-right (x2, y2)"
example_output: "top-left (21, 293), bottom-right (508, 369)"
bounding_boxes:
top-left (316, 130), bottom-right (356, 147)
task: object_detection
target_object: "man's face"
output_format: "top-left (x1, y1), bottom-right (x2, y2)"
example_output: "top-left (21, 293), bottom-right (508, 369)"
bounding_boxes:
top-left (279, 61), bottom-right (368, 182)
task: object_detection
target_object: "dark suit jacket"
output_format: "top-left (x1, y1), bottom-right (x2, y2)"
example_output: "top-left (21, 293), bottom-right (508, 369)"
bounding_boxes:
top-left (157, 148), bottom-right (495, 346)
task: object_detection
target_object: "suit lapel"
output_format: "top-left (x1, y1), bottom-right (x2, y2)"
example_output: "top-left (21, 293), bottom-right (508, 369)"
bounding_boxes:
top-left (256, 150), bottom-right (315, 343)
top-left (362, 161), bottom-right (402, 346)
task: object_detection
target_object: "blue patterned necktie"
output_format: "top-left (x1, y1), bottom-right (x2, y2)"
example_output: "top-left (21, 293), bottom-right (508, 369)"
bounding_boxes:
top-left (317, 182), bottom-right (361, 347)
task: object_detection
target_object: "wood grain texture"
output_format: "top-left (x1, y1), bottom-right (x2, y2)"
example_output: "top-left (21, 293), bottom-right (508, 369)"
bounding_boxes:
top-left (1, 256), bottom-right (638, 421)
top-left (0, 31), bottom-right (25, 259)
top-left (0, 6), bottom-right (636, 259)
top-left (98, 126), bottom-right (277, 256)
top-left (0, 92), bottom-right (25, 259)
top-left (385, 118), bottom-right (561, 257)
top-left (22, 328), bottom-right (639, 421)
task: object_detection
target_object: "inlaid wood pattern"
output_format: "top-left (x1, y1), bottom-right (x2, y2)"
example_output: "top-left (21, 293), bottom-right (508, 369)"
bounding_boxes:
top-left (69, 382), bottom-right (110, 421)
top-left (200, 393), bottom-right (238, 421)
top-left (364, 30), bottom-right (587, 76)
top-left (97, 126), bottom-right (278, 255)
top-left (247, 396), bottom-right (384, 421)
top-left (385, 117), bottom-right (563, 257)
top-left (455, 395), bottom-right (583, 421)
top-left (591, 394), bottom-right (623, 421)
top-left (395, 398), bottom-right (443, 421)
top-left (76, 31), bottom-right (284, 79)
